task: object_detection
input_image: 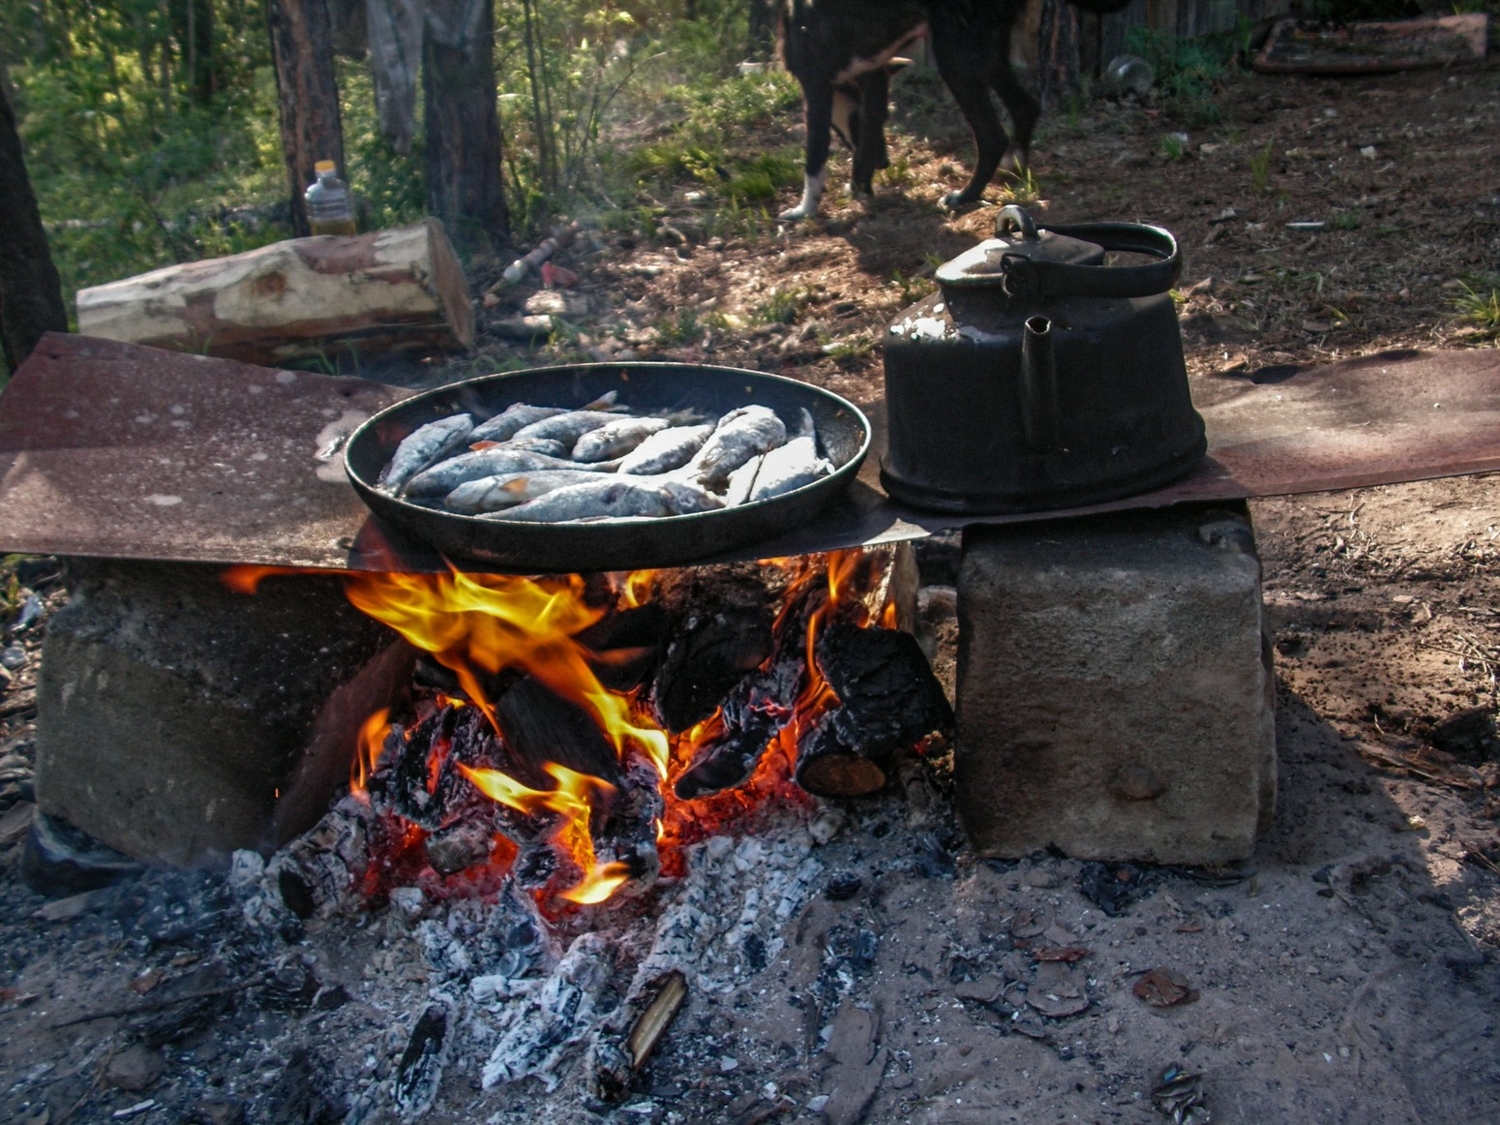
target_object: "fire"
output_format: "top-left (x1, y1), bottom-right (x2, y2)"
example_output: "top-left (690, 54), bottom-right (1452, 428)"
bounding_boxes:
top-left (234, 548), bottom-right (902, 908)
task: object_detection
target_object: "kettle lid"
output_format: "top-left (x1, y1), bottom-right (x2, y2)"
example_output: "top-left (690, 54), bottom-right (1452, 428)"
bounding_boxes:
top-left (936, 205), bottom-right (1182, 301)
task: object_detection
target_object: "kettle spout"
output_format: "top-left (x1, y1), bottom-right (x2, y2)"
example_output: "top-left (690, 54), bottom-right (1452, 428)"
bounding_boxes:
top-left (1020, 315), bottom-right (1061, 452)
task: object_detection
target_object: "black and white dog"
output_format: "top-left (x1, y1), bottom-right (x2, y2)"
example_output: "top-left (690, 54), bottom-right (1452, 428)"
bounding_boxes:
top-left (776, 0), bottom-right (1128, 220)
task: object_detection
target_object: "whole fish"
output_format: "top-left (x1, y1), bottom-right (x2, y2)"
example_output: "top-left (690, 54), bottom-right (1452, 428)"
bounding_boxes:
top-left (723, 453), bottom-right (765, 507)
top-left (468, 391), bottom-right (620, 444)
top-left (689, 405), bottom-right (787, 488)
top-left (512, 409), bottom-right (628, 445)
top-left (404, 446), bottom-right (613, 499)
top-left (470, 436), bottom-right (570, 458)
top-left (617, 422), bottom-right (716, 475)
top-left (749, 409), bottom-right (831, 501)
top-left (572, 416), bottom-right (671, 462)
top-left (748, 436), bottom-right (832, 501)
top-left (444, 469), bottom-right (604, 514)
top-left (490, 477), bottom-right (724, 523)
top-left (469, 404), bottom-right (568, 444)
top-left (378, 414), bottom-right (474, 492)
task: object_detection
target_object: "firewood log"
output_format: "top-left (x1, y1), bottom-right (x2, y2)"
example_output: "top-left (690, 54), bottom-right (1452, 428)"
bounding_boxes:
top-left (75, 218), bottom-right (473, 365)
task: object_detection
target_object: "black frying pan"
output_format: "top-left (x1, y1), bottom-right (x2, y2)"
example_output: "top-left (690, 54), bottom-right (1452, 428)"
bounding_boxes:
top-left (344, 363), bottom-right (871, 572)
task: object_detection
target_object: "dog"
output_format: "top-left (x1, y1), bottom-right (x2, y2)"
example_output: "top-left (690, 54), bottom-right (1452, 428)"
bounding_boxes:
top-left (776, 0), bottom-right (1129, 220)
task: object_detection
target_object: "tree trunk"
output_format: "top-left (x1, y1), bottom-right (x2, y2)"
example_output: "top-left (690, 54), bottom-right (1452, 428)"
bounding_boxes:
top-left (1035, 0), bottom-right (1082, 113)
top-left (0, 76), bottom-right (68, 374)
top-left (173, 0), bottom-right (216, 105)
top-left (423, 0), bottom-right (509, 252)
top-left (266, 0), bottom-right (345, 237)
top-left (74, 219), bottom-right (474, 366)
top-left (747, 0), bottom-right (776, 60)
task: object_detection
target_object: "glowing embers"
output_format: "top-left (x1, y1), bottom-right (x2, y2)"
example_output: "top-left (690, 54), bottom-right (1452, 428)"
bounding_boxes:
top-left (342, 549), bottom-right (951, 909)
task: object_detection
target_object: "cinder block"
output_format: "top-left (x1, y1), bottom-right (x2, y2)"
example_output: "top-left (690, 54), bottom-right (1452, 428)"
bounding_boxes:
top-left (34, 560), bottom-right (412, 867)
top-left (954, 504), bottom-right (1275, 864)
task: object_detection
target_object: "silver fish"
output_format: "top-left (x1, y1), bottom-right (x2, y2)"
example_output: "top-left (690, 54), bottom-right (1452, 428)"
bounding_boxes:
top-left (616, 422), bottom-right (716, 475)
top-left (512, 409), bottom-right (627, 445)
top-left (723, 453), bottom-right (764, 507)
top-left (469, 404), bottom-right (568, 444)
top-left (482, 436), bottom-right (569, 458)
top-left (404, 446), bottom-right (611, 499)
top-left (571, 416), bottom-right (671, 462)
top-left (690, 405), bottom-right (787, 488)
top-left (490, 477), bottom-right (724, 523)
top-left (445, 469), bottom-right (604, 514)
top-left (468, 391), bottom-right (620, 444)
top-left (379, 414), bottom-right (475, 492)
top-left (748, 435), bottom-right (831, 502)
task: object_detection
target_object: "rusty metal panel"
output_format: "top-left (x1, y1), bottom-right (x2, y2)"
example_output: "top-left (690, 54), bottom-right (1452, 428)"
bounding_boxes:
top-left (1, 336), bottom-right (1498, 573)
top-left (0, 334), bottom-right (409, 569)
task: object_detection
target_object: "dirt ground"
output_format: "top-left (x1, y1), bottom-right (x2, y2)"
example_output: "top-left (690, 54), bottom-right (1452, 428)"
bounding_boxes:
top-left (1, 55), bottom-right (1499, 1125)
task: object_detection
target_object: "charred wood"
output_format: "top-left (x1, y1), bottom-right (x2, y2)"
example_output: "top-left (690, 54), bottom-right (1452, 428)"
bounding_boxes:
top-left (672, 665), bottom-right (796, 801)
top-left (589, 969), bottom-right (688, 1100)
top-left (794, 624), bottom-right (954, 798)
top-left (393, 1000), bottom-right (453, 1122)
top-left (497, 676), bottom-right (623, 789)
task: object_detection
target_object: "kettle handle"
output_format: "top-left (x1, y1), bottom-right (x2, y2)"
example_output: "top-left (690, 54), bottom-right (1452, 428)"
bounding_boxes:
top-left (993, 206), bottom-right (1181, 301)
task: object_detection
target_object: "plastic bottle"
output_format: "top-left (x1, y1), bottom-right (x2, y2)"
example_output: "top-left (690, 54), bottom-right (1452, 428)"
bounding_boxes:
top-left (305, 160), bottom-right (356, 236)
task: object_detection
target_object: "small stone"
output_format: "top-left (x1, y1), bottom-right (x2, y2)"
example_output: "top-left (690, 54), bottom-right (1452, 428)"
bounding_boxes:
top-left (106, 1044), bottom-right (166, 1092)
top-left (809, 806), bottom-right (847, 846)
top-left (188, 1097), bottom-right (246, 1125)
top-left (806, 1095), bottom-right (831, 1112)
top-left (954, 973), bottom-right (1005, 1004)
top-left (719, 1055), bottom-right (739, 1072)
top-left (0, 645), bottom-right (27, 670)
top-left (1024, 868), bottom-right (1059, 889)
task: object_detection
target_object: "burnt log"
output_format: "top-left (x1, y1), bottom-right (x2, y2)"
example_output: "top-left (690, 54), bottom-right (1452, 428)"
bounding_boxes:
top-left (794, 623), bottom-right (954, 798)
top-left (74, 219), bottom-right (474, 365)
top-left (672, 661), bottom-right (799, 800)
top-left (497, 676), bottom-right (624, 789)
top-left (266, 0), bottom-right (346, 237)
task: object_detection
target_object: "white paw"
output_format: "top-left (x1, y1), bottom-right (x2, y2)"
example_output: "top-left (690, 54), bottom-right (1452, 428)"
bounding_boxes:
top-left (779, 204), bottom-right (814, 221)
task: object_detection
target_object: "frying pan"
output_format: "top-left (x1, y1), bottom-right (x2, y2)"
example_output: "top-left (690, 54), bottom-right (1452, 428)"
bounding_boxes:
top-left (344, 362), bottom-right (871, 572)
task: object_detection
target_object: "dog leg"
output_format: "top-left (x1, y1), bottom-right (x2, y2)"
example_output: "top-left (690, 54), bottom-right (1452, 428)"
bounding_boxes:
top-left (849, 68), bottom-right (892, 199)
top-left (929, 6), bottom-right (1009, 211)
top-left (781, 81), bottom-right (835, 220)
top-left (990, 27), bottom-right (1038, 173)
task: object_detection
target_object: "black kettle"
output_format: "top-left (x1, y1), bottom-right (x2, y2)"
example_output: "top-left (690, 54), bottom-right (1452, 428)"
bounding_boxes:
top-left (881, 205), bottom-right (1206, 513)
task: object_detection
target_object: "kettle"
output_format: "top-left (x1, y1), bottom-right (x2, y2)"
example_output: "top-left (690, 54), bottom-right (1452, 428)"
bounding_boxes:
top-left (882, 205), bottom-right (1206, 513)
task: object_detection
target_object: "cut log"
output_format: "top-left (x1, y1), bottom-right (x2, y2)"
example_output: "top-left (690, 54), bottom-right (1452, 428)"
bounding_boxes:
top-left (794, 623), bottom-right (955, 798)
top-left (497, 676), bottom-right (624, 789)
top-left (75, 219), bottom-right (474, 365)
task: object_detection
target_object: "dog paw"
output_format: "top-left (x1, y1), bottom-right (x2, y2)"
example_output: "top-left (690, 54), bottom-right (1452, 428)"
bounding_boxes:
top-left (940, 189), bottom-right (972, 212)
top-left (778, 204), bottom-right (815, 221)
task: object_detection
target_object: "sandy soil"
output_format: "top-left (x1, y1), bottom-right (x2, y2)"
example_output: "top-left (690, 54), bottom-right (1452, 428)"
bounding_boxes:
top-left (1, 54), bottom-right (1498, 1125)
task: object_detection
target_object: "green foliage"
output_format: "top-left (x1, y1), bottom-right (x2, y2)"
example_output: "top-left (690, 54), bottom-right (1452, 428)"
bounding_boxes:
top-left (1452, 278), bottom-right (1500, 338)
top-left (1123, 25), bottom-right (1233, 126)
top-left (336, 61), bottom-right (426, 232)
top-left (1333, 211), bottom-right (1361, 231)
top-left (752, 286), bottom-right (811, 327)
top-left (1159, 133), bottom-right (1186, 161)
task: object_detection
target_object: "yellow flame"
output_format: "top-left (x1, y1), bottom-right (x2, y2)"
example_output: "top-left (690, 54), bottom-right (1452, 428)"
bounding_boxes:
top-left (351, 707), bottom-right (392, 796)
top-left (561, 861), bottom-right (632, 904)
top-left (344, 569), bottom-right (670, 775)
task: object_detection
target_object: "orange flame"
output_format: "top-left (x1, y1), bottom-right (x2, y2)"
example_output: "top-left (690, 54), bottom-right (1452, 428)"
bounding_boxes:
top-left (351, 707), bottom-right (392, 797)
top-left (344, 568), bottom-right (670, 776)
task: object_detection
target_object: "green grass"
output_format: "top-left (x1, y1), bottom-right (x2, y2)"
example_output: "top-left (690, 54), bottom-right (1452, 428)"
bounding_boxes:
top-left (1452, 279), bottom-right (1500, 337)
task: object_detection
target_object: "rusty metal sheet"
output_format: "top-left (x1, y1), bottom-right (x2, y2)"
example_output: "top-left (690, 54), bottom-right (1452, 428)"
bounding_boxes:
top-left (1, 336), bottom-right (1498, 573)
top-left (0, 334), bottom-right (409, 569)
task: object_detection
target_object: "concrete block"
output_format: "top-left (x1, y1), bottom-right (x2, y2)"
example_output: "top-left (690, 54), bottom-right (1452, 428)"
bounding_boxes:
top-left (954, 504), bottom-right (1275, 864)
top-left (35, 560), bottom-right (412, 867)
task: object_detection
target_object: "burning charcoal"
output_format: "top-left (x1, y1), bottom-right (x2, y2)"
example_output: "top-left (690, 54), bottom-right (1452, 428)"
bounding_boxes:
top-left (577, 602), bottom-right (667, 693)
top-left (393, 1001), bottom-right (454, 1122)
top-left (471, 880), bottom-right (560, 981)
top-left (497, 676), bottom-right (624, 788)
top-left (793, 624), bottom-right (954, 798)
top-left (424, 820), bottom-right (494, 876)
top-left (673, 664), bottom-right (798, 800)
top-left (655, 610), bottom-right (775, 732)
top-left (371, 705), bottom-right (500, 830)
top-left (481, 932), bottom-right (616, 1092)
